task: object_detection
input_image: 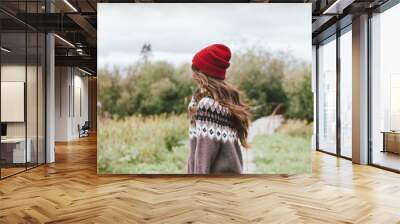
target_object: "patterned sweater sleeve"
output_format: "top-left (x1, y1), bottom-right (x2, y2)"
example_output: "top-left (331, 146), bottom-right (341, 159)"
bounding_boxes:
top-left (188, 96), bottom-right (236, 174)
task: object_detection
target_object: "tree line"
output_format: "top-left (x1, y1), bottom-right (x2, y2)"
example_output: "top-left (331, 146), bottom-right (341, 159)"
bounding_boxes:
top-left (98, 48), bottom-right (313, 122)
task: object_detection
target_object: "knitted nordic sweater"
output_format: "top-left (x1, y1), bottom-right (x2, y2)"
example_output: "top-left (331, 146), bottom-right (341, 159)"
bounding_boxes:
top-left (187, 96), bottom-right (243, 174)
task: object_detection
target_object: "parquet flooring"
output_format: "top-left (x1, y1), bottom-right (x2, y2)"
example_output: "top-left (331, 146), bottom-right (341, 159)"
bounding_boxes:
top-left (1, 167), bottom-right (26, 178)
top-left (1, 135), bottom-right (400, 223)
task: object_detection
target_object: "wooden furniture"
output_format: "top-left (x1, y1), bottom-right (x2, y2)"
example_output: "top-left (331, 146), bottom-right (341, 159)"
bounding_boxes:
top-left (0, 138), bottom-right (31, 164)
top-left (381, 131), bottom-right (400, 154)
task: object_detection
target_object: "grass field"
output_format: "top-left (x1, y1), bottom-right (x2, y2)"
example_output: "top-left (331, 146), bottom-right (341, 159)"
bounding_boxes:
top-left (98, 114), bottom-right (189, 174)
top-left (98, 115), bottom-right (312, 174)
top-left (251, 120), bottom-right (312, 174)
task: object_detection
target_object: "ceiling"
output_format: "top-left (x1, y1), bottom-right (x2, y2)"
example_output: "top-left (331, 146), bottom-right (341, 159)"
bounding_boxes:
top-left (0, 0), bottom-right (393, 74)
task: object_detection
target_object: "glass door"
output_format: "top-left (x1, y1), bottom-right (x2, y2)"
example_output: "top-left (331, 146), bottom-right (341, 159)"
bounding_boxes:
top-left (0, 1), bottom-right (47, 179)
top-left (1, 30), bottom-right (28, 178)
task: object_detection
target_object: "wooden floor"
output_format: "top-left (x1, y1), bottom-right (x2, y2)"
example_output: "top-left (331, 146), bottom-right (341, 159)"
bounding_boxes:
top-left (1, 135), bottom-right (400, 223)
top-left (1, 167), bottom-right (26, 178)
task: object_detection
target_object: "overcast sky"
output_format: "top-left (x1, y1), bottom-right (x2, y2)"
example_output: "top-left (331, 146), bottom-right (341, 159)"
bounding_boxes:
top-left (98, 3), bottom-right (311, 68)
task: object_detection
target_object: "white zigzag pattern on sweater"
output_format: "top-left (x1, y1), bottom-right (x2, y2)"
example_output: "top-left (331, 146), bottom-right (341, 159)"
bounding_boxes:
top-left (197, 97), bottom-right (229, 116)
top-left (189, 124), bottom-right (237, 142)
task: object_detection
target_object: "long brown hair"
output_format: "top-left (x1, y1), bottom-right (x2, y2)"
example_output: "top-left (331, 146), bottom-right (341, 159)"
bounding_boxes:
top-left (191, 66), bottom-right (251, 148)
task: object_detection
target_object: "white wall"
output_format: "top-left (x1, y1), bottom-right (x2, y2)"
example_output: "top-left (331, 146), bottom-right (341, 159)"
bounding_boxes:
top-left (55, 67), bottom-right (70, 141)
top-left (1, 65), bottom-right (36, 138)
top-left (70, 73), bottom-right (89, 138)
top-left (1, 63), bottom-right (46, 164)
top-left (55, 67), bottom-right (89, 141)
top-left (1, 65), bottom-right (26, 127)
top-left (1, 65), bottom-right (26, 142)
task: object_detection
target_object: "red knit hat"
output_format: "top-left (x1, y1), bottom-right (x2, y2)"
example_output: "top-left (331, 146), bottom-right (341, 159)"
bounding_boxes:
top-left (192, 44), bottom-right (231, 80)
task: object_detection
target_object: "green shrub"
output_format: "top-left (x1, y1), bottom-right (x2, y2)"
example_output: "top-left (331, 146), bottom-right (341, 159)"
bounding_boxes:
top-left (229, 49), bottom-right (288, 119)
top-left (98, 62), bottom-right (196, 118)
top-left (284, 65), bottom-right (313, 122)
top-left (164, 128), bottom-right (184, 152)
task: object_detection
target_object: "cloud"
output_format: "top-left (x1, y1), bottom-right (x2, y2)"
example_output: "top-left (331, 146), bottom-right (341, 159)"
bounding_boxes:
top-left (98, 3), bottom-right (311, 68)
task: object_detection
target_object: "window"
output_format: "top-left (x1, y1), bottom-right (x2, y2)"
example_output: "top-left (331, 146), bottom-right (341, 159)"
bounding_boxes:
top-left (370, 3), bottom-right (400, 171)
top-left (317, 37), bottom-right (337, 154)
top-left (339, 29), bottom-right (352, 158)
